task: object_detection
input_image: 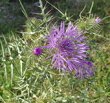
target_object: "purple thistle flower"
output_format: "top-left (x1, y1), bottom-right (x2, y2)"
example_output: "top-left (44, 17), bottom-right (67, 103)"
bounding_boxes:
top-left (95, 17), bottom-right (101, 22)
top-left (42, 21), bottom-right (94, 78)
top-left (33, 47), bottom-right (41, 55)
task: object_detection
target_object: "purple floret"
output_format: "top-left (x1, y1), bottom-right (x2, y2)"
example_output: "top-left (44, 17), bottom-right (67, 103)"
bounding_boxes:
top-left (95, 17), bottom-right (101, 22)
top-left (42, 21), bottom-right (94, 78)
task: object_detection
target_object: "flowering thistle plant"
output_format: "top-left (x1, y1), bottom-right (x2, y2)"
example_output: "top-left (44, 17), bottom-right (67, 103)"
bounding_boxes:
top-left (42, 21), bottom-right (94, 78)
top-left (1, 0), bottom-right (110, 102)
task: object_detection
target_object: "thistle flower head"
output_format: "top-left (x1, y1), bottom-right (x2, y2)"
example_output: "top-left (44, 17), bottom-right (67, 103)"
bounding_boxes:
top-left (33, 47), bottom-right (41, 55)
top-left (42, 21), bottom-right (94, 78)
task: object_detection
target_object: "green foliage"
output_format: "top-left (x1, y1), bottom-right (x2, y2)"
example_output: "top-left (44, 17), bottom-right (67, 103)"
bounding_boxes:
top-left (56, 0), bottom-right (110, 20)
top-left (92, 0), bottom-right (110, 17)
top-left (0, 1), bottom-right (25, 34)
top-left (0, 0), bottom-right (9, 5)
